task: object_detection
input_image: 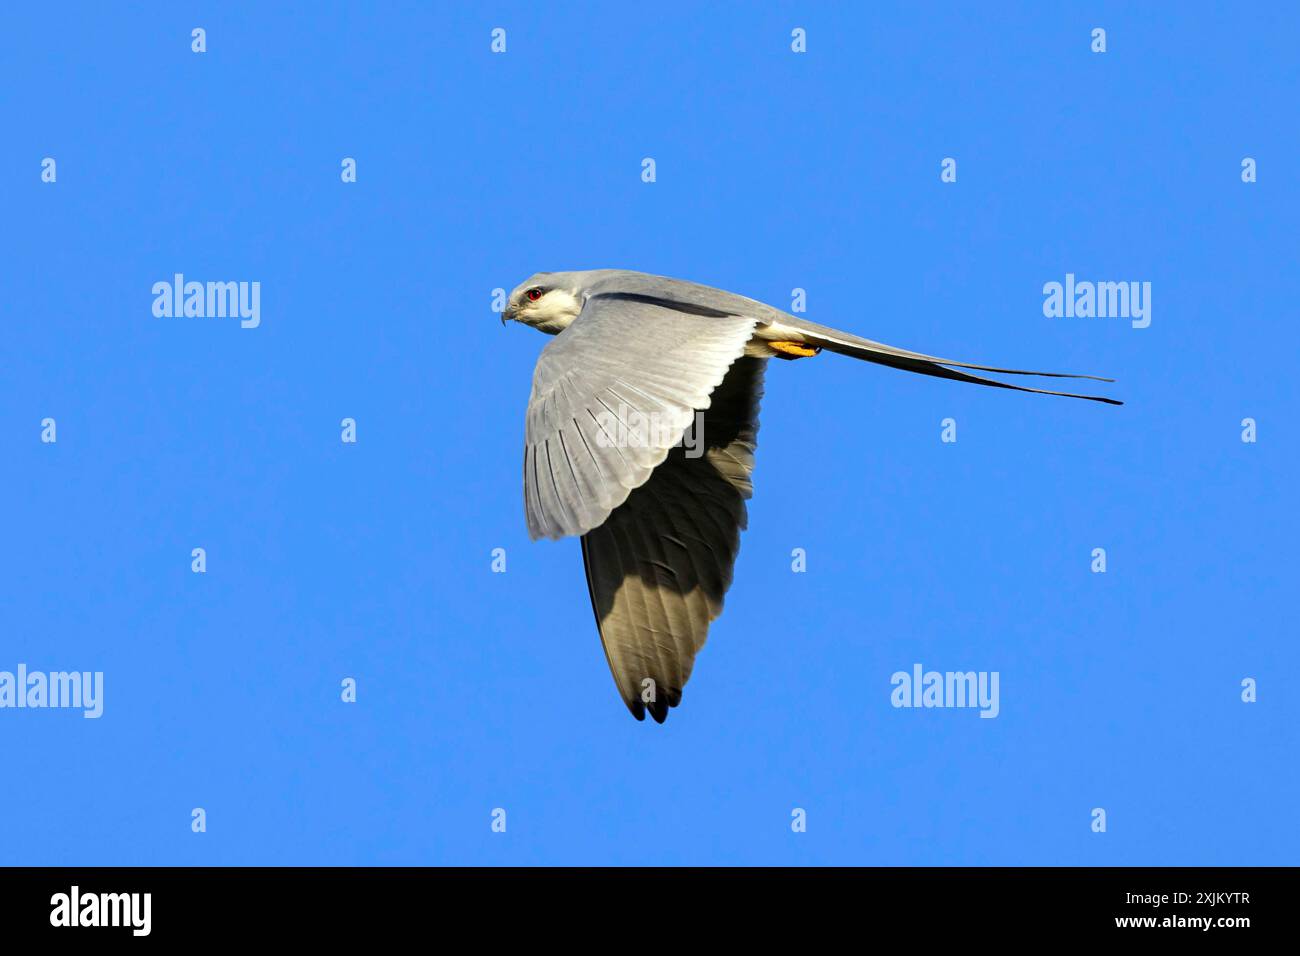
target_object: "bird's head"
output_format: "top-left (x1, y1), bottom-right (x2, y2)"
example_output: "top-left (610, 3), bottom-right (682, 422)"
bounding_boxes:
top-left (503, 272), bottom-right (584, 334)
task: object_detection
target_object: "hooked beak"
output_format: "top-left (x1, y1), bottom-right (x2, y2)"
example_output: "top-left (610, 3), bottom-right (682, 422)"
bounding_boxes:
top-left (501, 304), bottom-right (515, 326)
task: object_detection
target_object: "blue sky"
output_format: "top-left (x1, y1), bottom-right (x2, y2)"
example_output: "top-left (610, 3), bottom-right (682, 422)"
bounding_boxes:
top-left (2, 2), bottom-right (1296, 865)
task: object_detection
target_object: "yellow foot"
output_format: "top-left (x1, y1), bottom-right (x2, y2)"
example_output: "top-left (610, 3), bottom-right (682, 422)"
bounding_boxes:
top-left (769, 340), bottom-right (821, 359)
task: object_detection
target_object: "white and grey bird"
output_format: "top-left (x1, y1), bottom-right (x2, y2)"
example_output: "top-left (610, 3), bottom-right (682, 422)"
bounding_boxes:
top-left (503, 269), bottom-right (1120, 723)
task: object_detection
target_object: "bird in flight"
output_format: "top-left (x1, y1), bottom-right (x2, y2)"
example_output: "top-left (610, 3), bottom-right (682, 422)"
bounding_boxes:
top-left (503, 270), bottom-right (1120, 723)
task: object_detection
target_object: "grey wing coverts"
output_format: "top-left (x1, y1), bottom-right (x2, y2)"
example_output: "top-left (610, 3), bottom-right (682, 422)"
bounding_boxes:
top-left (523, 292), bottom-right (758, 541)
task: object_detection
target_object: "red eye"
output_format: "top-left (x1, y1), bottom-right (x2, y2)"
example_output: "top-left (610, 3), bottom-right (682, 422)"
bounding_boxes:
top-left (526, 288), bottom-right (543, 301)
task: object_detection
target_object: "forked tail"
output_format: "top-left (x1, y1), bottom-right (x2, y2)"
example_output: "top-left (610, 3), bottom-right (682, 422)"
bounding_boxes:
top-left (786, 317), bottom-right (1123, 405)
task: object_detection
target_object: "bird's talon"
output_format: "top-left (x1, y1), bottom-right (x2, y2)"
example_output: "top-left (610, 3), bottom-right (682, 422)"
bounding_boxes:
top-left (769, 340), bottom-right (821, 359)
